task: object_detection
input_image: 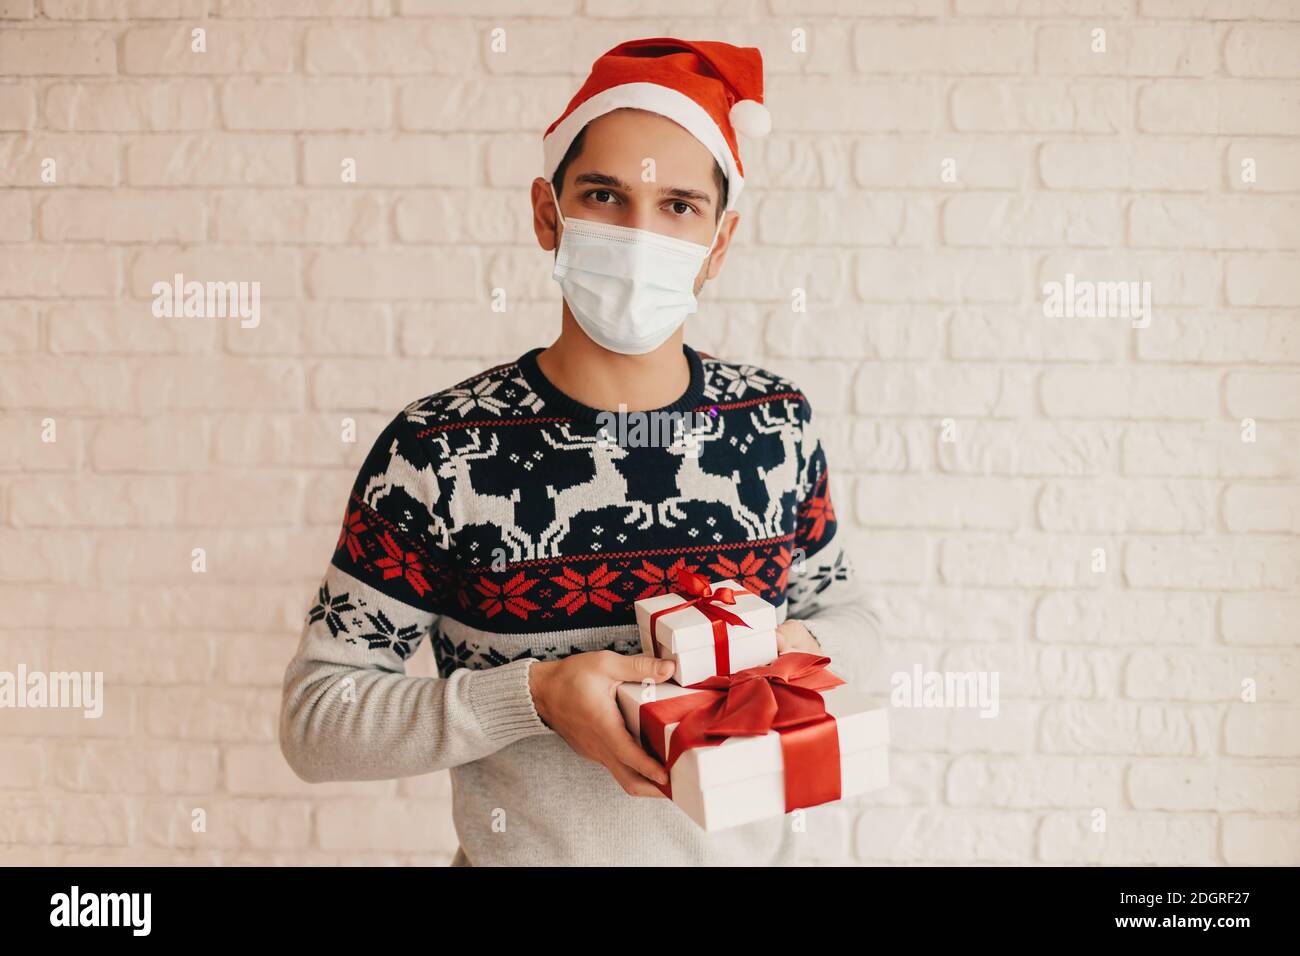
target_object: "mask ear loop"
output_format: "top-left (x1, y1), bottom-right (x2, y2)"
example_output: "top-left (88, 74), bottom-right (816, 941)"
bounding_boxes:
top-left (703, 204), bottom-right (727, 257)
top-left (549, 180), bottom-right (566, 230)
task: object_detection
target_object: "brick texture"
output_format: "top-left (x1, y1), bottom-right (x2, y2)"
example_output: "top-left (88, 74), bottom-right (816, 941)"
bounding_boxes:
top-left (0, 0), bottom-right (1297, 867)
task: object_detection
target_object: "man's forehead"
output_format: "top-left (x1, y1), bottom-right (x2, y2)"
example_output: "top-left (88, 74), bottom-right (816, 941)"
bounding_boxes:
top-left (577, 108), bottom-right (719, 183)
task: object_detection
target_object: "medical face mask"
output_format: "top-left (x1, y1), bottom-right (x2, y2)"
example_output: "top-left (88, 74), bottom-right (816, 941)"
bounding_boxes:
top-left (550, 181), bottom-right (725, 355)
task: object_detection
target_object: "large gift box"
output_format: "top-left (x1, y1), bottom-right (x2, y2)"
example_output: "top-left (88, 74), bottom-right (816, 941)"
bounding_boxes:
top-left (635, 572), bottom-right (779, 686)
top-left (615, 651), bottom-right (890, 832)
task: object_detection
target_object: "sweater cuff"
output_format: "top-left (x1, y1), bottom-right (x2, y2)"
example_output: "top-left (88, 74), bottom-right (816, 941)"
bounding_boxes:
top-left (467, 657), bottom-right (551, 745)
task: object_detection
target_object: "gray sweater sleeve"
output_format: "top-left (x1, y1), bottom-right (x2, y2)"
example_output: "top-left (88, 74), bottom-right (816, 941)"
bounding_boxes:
top-left (279, 568), bottom-right (550, 783)
top-left (782, 400), bottom-right (883, 688)
top-left (279, 412), bottom-right (551, 784)
top-left (786, 531), bottom-right (883, 689)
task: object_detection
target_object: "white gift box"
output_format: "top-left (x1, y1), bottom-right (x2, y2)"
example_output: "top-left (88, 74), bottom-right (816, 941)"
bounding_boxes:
top-left (634, 577), bottom-right (779, 686)
top-left (615, 665), bottom-right (890, 832)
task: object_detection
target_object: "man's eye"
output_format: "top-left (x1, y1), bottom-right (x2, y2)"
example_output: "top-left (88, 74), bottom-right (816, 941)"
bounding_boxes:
top-left (669, 201), bottom-right (693, 215)
top-left (592, 190), bottom-right (615, 203)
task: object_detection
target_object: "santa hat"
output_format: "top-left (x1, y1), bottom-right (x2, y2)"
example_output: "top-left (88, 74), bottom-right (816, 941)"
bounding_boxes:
top-left (543, 38), bottom-right (770, 213)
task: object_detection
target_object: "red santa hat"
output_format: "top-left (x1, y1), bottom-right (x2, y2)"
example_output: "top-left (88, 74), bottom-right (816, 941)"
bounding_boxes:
top-left (543, 37), bottom-right (770, 213)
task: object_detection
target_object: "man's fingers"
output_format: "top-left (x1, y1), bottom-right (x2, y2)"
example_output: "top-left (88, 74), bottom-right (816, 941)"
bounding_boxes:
top-left (607, 761), bottom-right (669, 798)
top-left (608, 726), bottom-right (669, 787)
top-left (602, 650), bottom-right (675, 684)
top-left (586, 652), bottom-right (674, 796)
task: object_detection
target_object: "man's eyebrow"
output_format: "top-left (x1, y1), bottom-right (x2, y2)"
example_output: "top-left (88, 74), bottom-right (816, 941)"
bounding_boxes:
top-left (573, 171), bottom-right (634, 191)
top-left (573, 171), bottom-right (715, 207)
top-left (658, 185), bottom-right (714, 207)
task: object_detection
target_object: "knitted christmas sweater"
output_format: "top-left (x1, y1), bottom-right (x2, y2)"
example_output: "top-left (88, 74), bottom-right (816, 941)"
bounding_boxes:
top-left (279, 344), bottom-right (881, 866)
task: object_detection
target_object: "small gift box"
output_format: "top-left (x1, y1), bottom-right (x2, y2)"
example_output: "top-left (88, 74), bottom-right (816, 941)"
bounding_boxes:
top-left (615, 651), bottom-right (890, 832)
top-left (634, 571), bottom-right (778, 686)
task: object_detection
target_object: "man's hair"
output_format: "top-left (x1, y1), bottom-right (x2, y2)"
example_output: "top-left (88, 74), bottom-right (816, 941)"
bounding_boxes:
top-left (551, 122), bottom-right (729, 222)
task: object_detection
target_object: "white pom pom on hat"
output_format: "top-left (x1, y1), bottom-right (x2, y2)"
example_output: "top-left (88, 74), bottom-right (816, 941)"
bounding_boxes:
top-left (729, 98), bottom-right (771, 138)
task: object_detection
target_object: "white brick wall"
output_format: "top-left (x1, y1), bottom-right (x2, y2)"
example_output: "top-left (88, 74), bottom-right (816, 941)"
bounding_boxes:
top-left (1, 1), bottom-right (1297, 866)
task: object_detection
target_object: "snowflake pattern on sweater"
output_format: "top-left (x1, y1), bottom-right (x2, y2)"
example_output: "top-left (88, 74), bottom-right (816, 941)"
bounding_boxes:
top-left (311, 346), bottom-right (850, 677)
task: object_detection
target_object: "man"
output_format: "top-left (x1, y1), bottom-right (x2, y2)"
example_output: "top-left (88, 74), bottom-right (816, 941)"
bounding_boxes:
top-left (280, 38), bottom-right (881, 866)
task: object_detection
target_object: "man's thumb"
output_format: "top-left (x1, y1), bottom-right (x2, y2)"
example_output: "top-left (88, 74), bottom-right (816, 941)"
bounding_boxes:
top-left (609, 653), bottom-right (675, 683)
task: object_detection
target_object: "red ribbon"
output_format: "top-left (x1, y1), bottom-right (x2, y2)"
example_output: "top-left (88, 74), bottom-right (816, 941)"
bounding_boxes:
top-left (636, 651), bottom-right (845, 814)
top-left (647, 571), bottom-right (752, 679)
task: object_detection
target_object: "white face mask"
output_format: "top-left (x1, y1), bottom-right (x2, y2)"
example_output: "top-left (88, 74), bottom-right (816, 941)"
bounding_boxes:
top-left (550, 181), bottom-right (726, 355)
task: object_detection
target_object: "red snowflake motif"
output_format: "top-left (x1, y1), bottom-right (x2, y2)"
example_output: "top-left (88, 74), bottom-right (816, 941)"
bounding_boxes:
top-left (372, 531), bottom-right (431, 597)
top-left (551, 563), bottom-right (622, 615)
top-left (630, 557), bottom-right (700, 601)
top-left (475, 571), bottom-right (541, 620)
top-left (771, 546), bottom-right (794, 592)
top-left (337, 508), bottom-right (368, 561)
top-left (708, 550), bottom-right (767, 597)
top-left (799, 483), bottom-right (835, 543)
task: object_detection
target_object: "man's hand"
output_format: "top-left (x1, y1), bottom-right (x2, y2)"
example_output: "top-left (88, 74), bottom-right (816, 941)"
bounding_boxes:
top-left (528, 651), bottom-right (675, 798)
top-left (776, 619), bottom-right (822, 654)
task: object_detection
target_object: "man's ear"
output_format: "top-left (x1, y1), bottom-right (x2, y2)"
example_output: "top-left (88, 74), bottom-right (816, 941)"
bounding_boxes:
top-left (704, 210), bottom-right (740, 280)
top-left (531, 176), bottom-right (561, 252)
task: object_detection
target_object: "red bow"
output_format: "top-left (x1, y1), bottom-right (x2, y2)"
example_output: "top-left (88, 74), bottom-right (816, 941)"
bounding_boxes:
top-left (648, 571), bottom-right (752, 678)
top-left (638, 651), bottom-right (845, 813)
